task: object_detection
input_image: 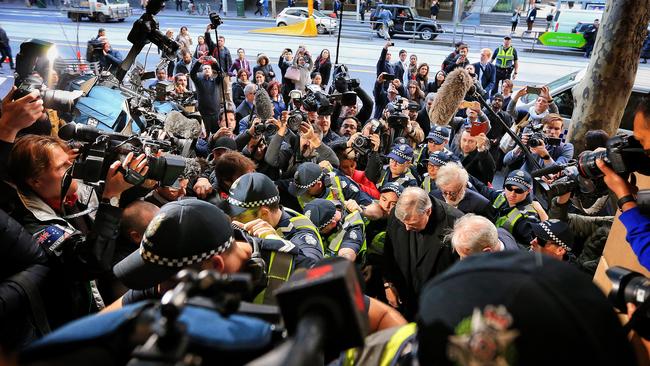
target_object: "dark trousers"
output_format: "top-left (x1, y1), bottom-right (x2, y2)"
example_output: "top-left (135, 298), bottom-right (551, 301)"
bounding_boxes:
top-left (0, 45), bottom-right (13, 69)
top-left (526, 20), bottom-right (534, 31)
top-left (254, 4), bottom-right (262, 15)
top-left (175, 0), bottom-right (182, 10)
top-left (201, 112), bottom-right (220, 134)
top-left (511, 21), bottom-right (518, 32)
top-left (494, 67), bottom-right (513, 95)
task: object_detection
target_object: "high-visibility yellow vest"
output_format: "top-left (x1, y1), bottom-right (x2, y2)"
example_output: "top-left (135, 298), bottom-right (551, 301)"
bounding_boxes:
top-left (495, 46), bottom-right (515, 69)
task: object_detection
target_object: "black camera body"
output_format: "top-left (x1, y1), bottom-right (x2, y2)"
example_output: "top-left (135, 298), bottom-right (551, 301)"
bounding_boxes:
top-left (387, 97), bottom-right (409, 130)
top-left (60, 123), bottom-right (187, 186)
top-left (351, 135), bottom-right (372, 155)
top-left (577, 134), bottom-right (650, 179)
top-left (253, 122), bottom-right (278, 137)
top-left (606, 266), bottom-right (650, 339)
top-left (85, 39), bottom-right (105, 63)
top-left (209, 12), bottom-right (224, 28)
top-left (525, 124), bottom-right (562, 148)
top-left (287, 109), bottom-right (308, 132)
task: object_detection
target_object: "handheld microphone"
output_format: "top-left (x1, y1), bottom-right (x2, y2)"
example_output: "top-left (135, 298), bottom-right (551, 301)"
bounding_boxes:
top-left (254, 88), bottom-right (275, 122)
top-left (163, 111), bottom-right (202, 139)
top-left (428, 68), bottom-right (475, 126)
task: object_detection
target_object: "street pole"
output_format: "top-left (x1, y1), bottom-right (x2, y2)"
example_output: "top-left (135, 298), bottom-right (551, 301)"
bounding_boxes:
top-left (356, 0), bottom-right (359, 21)
top-left (452, 0), bottom-right (463, 44)
top-left (272, 0), bottom-right (276, 17)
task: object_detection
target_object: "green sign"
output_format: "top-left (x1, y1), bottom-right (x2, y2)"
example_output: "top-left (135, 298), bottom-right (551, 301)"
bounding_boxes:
top-left (538, 32), bottom-right (586, 48)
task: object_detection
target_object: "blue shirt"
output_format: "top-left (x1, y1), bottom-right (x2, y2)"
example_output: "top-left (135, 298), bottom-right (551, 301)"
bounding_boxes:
top-left (619, 206), bottom-right (650, 271)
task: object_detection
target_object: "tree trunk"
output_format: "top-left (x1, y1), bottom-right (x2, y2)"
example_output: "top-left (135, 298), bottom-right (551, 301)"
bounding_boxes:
top-left (567, 0), bottom-right (650, 154)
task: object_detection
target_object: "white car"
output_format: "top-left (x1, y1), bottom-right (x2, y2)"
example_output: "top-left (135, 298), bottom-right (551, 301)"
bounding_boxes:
top-left (276, 7), bottom-right (338, 34)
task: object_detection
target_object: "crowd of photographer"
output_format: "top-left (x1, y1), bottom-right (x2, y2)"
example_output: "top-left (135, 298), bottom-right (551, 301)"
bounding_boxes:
top-left (1, 10), bottom-right (650, 364)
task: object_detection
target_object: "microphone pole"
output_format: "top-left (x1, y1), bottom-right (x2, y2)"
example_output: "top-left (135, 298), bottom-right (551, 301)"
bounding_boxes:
top-left (470, 89), bottom-right (542, 171)
top-left (212, 16), bottom-right (228, 125)
top-left (334, 0), bottom-right (345, 65)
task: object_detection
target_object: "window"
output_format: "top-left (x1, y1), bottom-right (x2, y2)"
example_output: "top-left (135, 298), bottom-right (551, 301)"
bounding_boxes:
top-left (620, 91), bottom-right (646, 131)
top-left (553, 88), bottom-right (574, 118)
top-left (285, 9), bottom-right (299, 16)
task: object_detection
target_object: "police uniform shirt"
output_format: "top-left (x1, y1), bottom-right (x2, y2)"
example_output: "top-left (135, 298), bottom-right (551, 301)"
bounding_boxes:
top-left (378, 167), bottom-right (420, 189)
top-left (492, 193), bottom-right (540, 246)
top-left (335, 173), bottom-right (373, 206)
top-left (275, 209), bottom-right (324, 269)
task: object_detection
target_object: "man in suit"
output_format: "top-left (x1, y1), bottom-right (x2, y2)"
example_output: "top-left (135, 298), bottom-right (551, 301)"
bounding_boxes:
top-left (235, 83), bottom-right (256, 127)
top-left (394, 49), bottom-right (409, 86)
top-left (473, 48), bottom-right (496, 98)
top-left (383, 187), bottom-right (462, 320)
top-left (526, 6), bottom-right (537, 31)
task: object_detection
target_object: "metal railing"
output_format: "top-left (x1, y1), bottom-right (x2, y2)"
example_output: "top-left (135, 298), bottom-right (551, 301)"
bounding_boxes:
top-left (520, 30), bottom-right (542, 52)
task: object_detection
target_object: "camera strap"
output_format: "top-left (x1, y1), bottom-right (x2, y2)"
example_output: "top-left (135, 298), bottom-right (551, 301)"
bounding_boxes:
top-left (117, 166), bottom-right (147, 186)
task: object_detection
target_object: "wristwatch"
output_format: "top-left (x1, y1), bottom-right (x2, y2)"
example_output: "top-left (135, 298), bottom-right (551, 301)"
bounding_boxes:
top-left (617, 194), bottom-right (636, 210)
top-left (102, 196), bottom-right (120, 208)
top-left (384, 282), bottom-right (393, 289)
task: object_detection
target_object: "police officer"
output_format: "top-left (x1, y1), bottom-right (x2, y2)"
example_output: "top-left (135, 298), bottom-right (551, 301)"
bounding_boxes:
top-left (475, 169), bottom-right (540, 245)
top-left (413, 126), bottom-right (451, 176)
top-left (491, 35), bottom-right (519, 95)
top-left (369, 143), bottom-right (420, 189)
top-left (530, 220), bottom-right (577, 264)
top-left (225, 172), bottom-right (324, 271)
top-left (290, 162), bottom-right (373, 209)
top-left (421, 150), bottom-right (457, 193)
top-left (303, 198), bottom-right (366, 262)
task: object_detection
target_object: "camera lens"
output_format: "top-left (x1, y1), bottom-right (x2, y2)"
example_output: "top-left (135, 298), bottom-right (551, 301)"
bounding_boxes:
top-left (264, 122), bottom-right (278, 135)
top-left (577, 150), bottom-right (608, 179)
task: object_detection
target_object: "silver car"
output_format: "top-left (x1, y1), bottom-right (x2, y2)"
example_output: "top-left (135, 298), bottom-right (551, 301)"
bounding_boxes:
top-left (276, 7), bottom-right (338, 34)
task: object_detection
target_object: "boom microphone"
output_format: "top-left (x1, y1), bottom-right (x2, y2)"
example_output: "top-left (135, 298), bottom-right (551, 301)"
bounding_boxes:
top-left (182, 157), bottom-right (202, 181)
top-left (254, 88), bottom-right (275, 122)
top-left (531, 163), bottom-right (568, 178)
top-left (163, 111), bottom-right (202, 139)
top-left (428, 68), bottom-right (474, 126)
top-left (58, 122), bottom-right (129, 142)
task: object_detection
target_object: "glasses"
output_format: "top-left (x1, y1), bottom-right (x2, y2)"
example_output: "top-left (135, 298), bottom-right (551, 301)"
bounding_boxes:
top-left (441, 187), bottom-right (462, 199)
top-left (505, 185), bottom-right (526, 194)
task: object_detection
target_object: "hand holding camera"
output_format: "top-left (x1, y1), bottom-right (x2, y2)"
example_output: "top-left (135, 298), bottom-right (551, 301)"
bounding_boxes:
top-left (103, 152), bottom-right (149, 200)
top-left (0, 87), bottom-right (43, 142)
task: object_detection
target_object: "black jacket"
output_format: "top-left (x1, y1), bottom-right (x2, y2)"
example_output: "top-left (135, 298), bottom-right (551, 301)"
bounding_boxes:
top-left (383, 195), bottom-right (462, 320)
top-left (459, 149), bottom-right (496, 185)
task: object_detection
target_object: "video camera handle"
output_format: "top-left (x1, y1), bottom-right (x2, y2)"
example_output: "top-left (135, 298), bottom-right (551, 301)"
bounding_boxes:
top-left (470, 88), bottom-right (542, 171)
top-left (282, 312), bottom-right (326, 366)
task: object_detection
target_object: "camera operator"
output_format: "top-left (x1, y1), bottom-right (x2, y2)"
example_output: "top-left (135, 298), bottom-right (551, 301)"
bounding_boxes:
top-left (190, 55), bottom-right (224, 135)
top-left (484, 93), bottom-right (513, 170)
top-left (416, 92), bottom-right (436, 137)
top-left (5, 132), bottom-right (148, 329)
top-left (0, 88), bottom-right (48, 349)
top-left (331, 86), bottom-right (373, 133)
top-left (547, 191), bottom-right (614, 274)
top-left (373, 73), bottom-right (400, 119)
top-left (316, 112), bottom-right (340, 145)
top-left (503, 113), bottom-right (574, 173)
top-left (97, 41), bottom-right (123, 74)
top-left (264, 114), bottom-right (339, 179)
top-left (203, 27), bottom-right (233, 103)
top-left (596, 98), bottom-right (650, 271)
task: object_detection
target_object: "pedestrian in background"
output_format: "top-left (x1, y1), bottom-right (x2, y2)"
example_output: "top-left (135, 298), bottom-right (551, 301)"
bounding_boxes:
top-left (254, 0), bottom-right (263, 16)
top-left (511, 8), bottom-right (520, 34)
top-left (545, 8), bottom-right (554, 32)
top-left (359, 0), bottom-right (366, 22)
top-left (175, 0), bottom-right (182, 11)
top-left (0, 25), bottom-right (14, 70)
top-left (430, 0), bottom-right (439, 20)
top-left (525, 5), bottom-right (537, 32)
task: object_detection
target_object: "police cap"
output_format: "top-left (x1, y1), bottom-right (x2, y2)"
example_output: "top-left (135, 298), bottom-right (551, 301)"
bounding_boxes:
top-left (113, 200), bottom-right (234, 290)
top-left (289, 162), bottom-right (324, 197)
top-left (225, 172), bottom-right (281, 216)
top-left (303, 198), bottom-right (337, 230)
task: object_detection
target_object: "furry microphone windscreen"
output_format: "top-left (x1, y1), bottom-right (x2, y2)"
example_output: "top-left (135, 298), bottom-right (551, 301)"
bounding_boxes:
top-left (428, 68), bottom-right (475, 126)
top-left (164, 111), bottom-right (202, 139)
top-left (254, 88), bottom-right (275, 122)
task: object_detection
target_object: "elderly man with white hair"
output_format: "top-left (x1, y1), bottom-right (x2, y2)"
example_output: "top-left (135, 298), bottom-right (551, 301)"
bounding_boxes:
top-left (431, 162), bottom-right (495, 220)
top-left (450, 214), bottom-right (521, 259)
top-left (383, 187), bottom-right (462, 320)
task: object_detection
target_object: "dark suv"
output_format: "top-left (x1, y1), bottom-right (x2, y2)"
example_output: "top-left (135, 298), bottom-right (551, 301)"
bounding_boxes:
top-left (370, 4), bottom-right (443, 41)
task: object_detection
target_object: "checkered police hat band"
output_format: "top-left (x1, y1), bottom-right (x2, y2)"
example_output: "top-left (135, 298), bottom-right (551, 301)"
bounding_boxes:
top-left (140, 236), bottom-right (234, 268)
top-left (392, 149), bottom-right (411, 161)
top-left (296, 172), bottom-right (324, 190)
top-left (429, 156), bottom-right (447, 166)
top-left (228, 194), bottom-right (280, 209)
top-left (431, 131), bottom-right (446, 141)
top-left (540, 222), bottom-right (570, 252)
top-left (505, 176), bottom-right (531, 190)
top-left (318, 214), bottom-right (337, 230)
